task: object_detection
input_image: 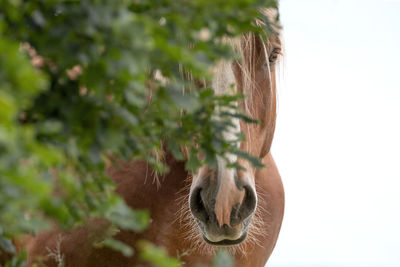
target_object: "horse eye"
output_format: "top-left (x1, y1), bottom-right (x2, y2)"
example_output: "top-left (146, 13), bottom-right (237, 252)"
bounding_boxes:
top-left (269, 54), bottom-right (278, 62)
top-left (268, 48), bottom-right (281, 65)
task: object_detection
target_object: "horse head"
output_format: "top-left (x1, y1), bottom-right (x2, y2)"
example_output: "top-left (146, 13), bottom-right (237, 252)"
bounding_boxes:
top-left (189, 16), bottom-right (282, 248)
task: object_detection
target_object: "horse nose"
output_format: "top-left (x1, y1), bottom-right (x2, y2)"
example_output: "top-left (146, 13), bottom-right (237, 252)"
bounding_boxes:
top-left (189, 186), bottom-right (213, 225)
top-left (229, 185), bottom-right (257, 226)
top-left (189, 183), bottom-right (257, 228)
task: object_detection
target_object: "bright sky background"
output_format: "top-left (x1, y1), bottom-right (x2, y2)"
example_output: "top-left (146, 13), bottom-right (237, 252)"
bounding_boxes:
top-left (268, 0), bottom-right (400, 266)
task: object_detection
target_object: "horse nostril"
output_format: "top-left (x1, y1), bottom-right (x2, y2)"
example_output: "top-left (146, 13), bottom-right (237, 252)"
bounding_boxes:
top-left (189, 187), bottom-right (208, 224)
top-left (231, 185), bottom-right (257, 226)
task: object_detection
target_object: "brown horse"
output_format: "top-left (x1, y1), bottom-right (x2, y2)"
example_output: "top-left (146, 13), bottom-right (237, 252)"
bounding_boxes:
top-left (24, 11), bottom-right (284, 267)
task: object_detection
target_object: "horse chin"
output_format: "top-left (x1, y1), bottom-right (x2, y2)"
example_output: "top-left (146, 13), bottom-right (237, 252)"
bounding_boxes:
top-left (202, 232), bottom-right (248, 247)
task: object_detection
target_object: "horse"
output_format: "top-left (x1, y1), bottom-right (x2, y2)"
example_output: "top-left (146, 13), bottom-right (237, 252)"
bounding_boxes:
top-left (24, 10), bottom-right (284, 267)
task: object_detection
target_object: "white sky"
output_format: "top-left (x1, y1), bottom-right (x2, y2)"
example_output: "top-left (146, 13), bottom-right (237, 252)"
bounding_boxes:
top-left (268, 0), bottom-right (400, 266)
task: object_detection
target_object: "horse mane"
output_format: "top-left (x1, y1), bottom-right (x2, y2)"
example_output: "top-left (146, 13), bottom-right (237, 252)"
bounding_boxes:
top-left (222, 8), bottom-right (282, 156)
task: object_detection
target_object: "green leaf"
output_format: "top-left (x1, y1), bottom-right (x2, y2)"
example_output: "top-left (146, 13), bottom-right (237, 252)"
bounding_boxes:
top-left (138, 241), bottom-right (181, 267)
top-left (185, 152), bottom-right (201, 172)
top-left (231, 149), bottom-right (264, 169)
top-left (212, 250), bottom-right (234, 267)
top-left (105, 198), bottom-right (149, 232)
top-left (0, 235), bottom-right (16, 254)
top-left (102, 238), bottom-right (133, 257)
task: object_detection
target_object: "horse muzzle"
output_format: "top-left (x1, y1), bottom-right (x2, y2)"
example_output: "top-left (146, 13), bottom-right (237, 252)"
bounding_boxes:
top-left (189, 175), bottom-right (257, 246)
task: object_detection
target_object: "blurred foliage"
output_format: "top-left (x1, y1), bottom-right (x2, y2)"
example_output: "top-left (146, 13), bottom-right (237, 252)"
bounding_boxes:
top-left (139, 241), bottom-right (181, 267)
top-left (0, 0), bottom-right (278, 265)
top-left (211, 250), bottom-right (234, 267)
